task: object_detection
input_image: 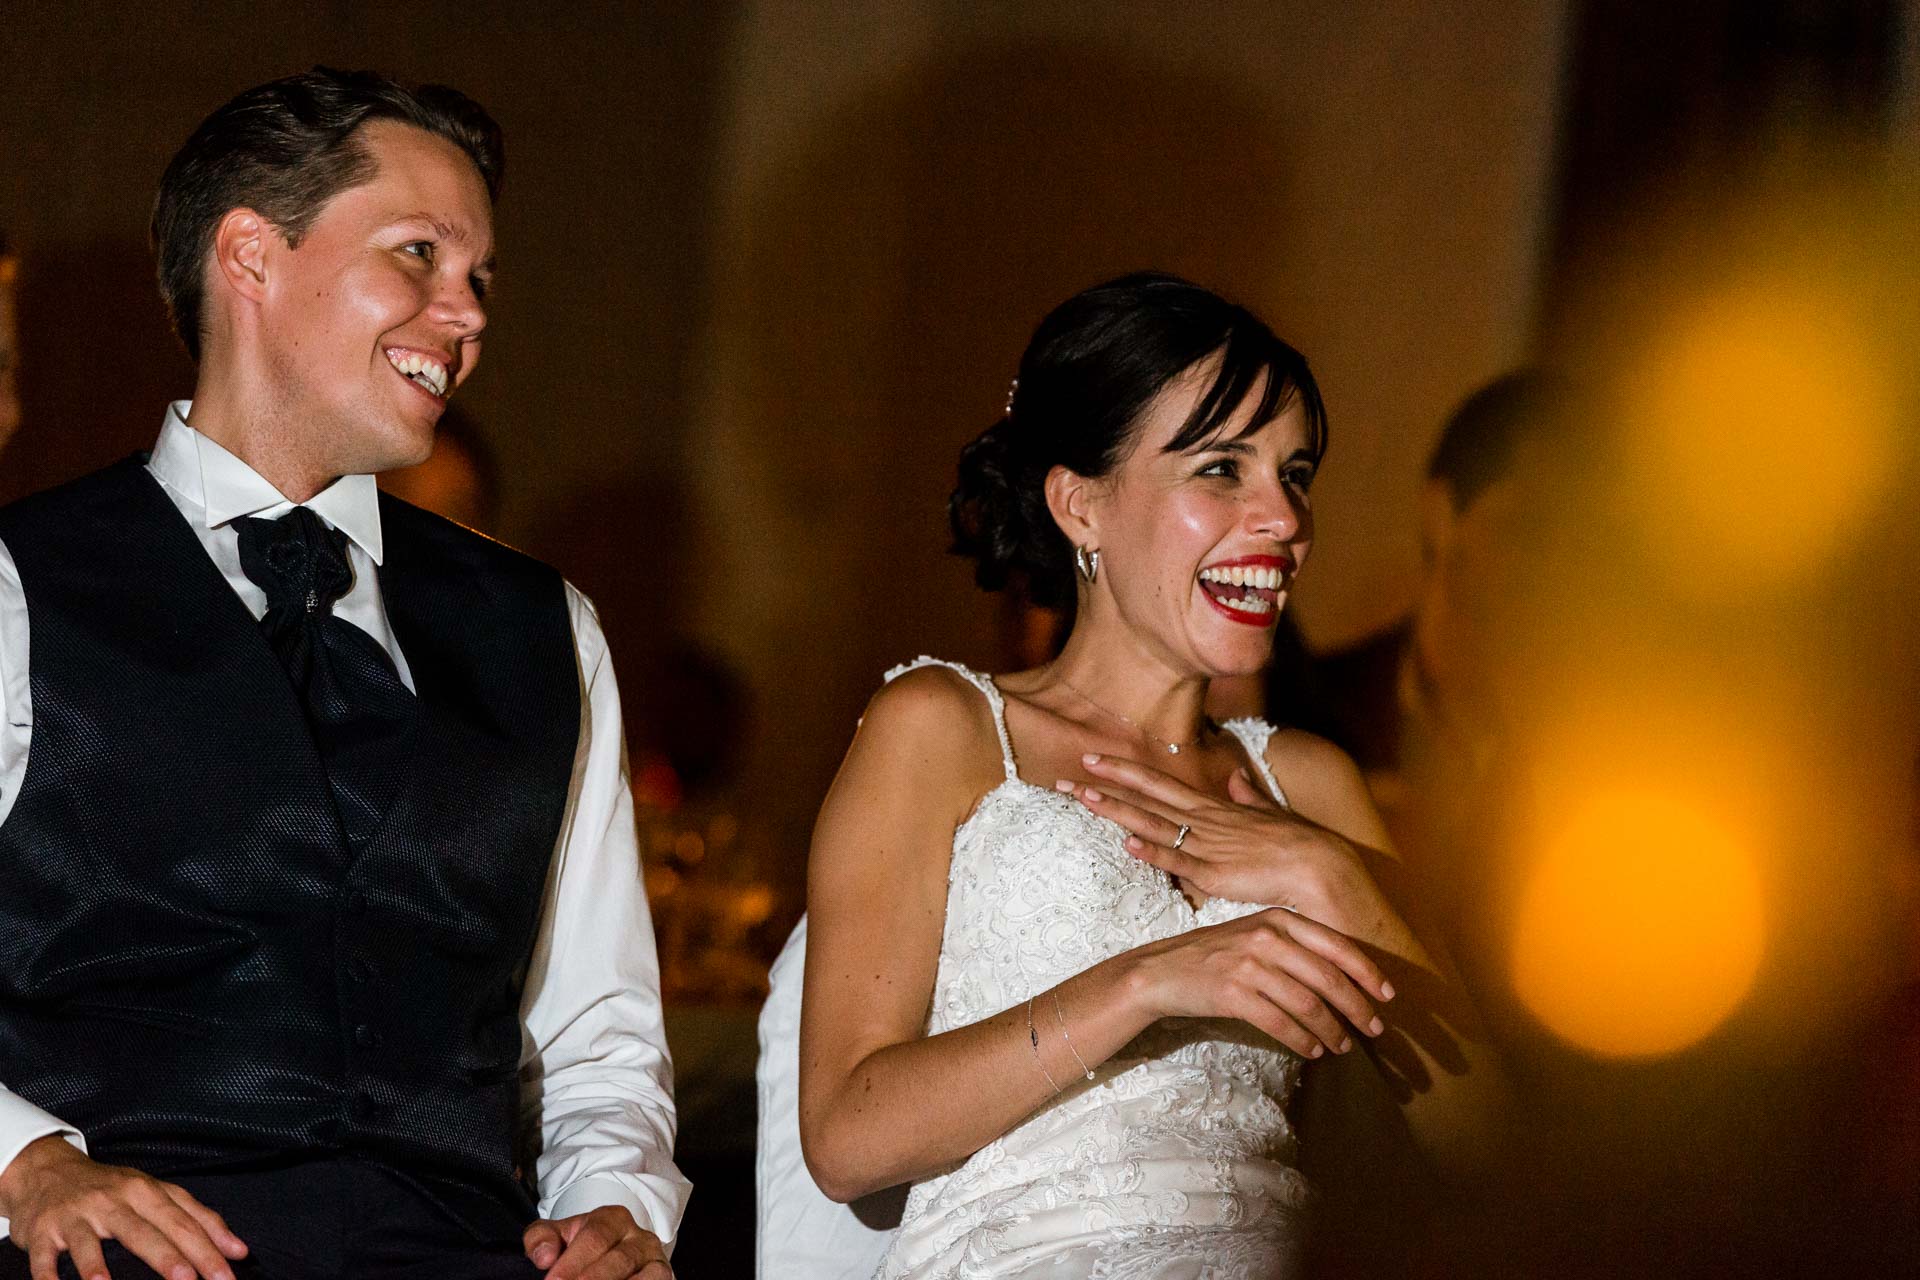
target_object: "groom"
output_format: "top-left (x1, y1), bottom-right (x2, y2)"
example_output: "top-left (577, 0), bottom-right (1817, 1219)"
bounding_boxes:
top-left (0, 71), bottom-right (685, 1278)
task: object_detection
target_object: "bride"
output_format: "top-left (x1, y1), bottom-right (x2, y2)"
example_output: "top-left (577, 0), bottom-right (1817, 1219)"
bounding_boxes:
top-left (793, 273), bottom-right (1502, 1277)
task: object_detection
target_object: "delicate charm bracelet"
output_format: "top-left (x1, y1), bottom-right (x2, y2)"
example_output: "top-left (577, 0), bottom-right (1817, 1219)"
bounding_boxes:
top-left (1051, 991), bottom-right (1096, 1081)
top-left (1027, 997), bottom-right (1063, 1093)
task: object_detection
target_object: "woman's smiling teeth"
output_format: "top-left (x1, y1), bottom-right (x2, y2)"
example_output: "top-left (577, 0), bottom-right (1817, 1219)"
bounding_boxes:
top-left (1198, 564), bottom-right (1284, 616)
top-left (385, 348), bottom-right (450, 398)
top-left (1200, 565), bottom-right (1285, 590)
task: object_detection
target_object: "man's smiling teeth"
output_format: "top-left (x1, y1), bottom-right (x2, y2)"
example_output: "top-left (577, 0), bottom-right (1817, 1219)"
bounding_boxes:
top-left (1199, 565), bottom-right (1285, 589)
top-left (385, 349), bottom-right (449, 398)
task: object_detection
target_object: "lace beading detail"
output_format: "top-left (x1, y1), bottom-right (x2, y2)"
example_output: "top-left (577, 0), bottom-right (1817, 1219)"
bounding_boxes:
top-left (874, 659), bottom-right (1312, 1280)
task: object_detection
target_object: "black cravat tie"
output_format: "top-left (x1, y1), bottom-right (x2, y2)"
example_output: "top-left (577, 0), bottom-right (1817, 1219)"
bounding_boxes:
top-left (236, 506), bottom-right (417, 848)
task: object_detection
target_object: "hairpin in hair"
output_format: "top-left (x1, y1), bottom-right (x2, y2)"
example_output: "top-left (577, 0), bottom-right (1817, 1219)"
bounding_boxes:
top-left (1004, 377), bottom-right (1019, 416)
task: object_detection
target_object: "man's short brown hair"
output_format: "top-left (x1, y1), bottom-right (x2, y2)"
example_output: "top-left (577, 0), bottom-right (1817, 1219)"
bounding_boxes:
top-left (150, 67), bottom-right (503, 362)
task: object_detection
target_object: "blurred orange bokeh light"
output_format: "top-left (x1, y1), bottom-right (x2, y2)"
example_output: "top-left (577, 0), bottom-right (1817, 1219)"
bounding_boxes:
top-left (1513, 788), bottom-right (1767, 1059)
top-left (1623, 276), bottom-right (1898, 600)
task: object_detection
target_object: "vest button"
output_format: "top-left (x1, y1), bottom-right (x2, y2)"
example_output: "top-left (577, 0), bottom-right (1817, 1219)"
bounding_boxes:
top-left (344, 891), bottom-right (368, 915)
top-left (348, 1092), bottom-right (377, 1121)
top-left (353, 1024), bottom-right (380, 1048)
top-left (347, 957), bottom-right (376, 984)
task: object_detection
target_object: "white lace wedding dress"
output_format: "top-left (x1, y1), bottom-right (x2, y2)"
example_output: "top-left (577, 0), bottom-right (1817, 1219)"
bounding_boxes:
top-left (874, 659), bottom-right (1313, 1280)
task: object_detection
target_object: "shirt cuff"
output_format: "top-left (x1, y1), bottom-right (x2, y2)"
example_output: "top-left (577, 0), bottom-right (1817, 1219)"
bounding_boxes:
top-left (545, 1175), bottom-right (684, 1255)
top-left (0, 1098), bottom-right (86, 1235)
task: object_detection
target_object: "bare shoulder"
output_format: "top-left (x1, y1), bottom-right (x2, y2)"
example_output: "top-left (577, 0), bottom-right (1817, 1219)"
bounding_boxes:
top-left (808, 663), bottom-right (1008, 934)
top-left (838, 663), bottom-right (1007, 819)
top-left (1264, 724), bottom-right (1364, 785)
top-left (1262, 725), bottom-right (1389, 846)
top-left (860, 665), bottom-right (999, 757)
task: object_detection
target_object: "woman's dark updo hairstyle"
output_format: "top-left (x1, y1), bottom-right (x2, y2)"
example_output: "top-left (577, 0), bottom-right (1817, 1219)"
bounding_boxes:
top-left (950, 271), bottom-right (1326, 610)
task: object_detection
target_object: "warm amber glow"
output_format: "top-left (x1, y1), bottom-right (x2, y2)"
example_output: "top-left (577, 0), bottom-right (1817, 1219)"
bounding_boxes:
top-left (1623, 278), bottom-right (1897, 598)
top-left (675, 830), bottom-right (708, 864)
top-left (731, 883), bottom-right (776, 927)
top-left (1513, 788), bottom-right (1766, 1058)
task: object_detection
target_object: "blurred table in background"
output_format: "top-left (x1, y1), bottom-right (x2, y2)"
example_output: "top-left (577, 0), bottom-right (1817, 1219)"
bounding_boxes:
top-left (638, 773), bottom-right (791, 1274)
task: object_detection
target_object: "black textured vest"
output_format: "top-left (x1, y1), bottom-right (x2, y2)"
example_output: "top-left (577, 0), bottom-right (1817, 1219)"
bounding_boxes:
top-left (0, 457), bottom-right (579, 1228)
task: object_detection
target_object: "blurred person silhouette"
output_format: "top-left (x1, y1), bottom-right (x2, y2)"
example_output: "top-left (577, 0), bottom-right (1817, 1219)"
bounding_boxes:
top-left (378, 404), bottom-right (501, 533)
top-left (1238, 373), bottom-right (1578, 1277)
top-left (0, 233), bottom-right (19, 454)
top-left (1247, 372), bottom-right (1577, 824)
top-left (1332, 357), bottom-right (1916, 1275)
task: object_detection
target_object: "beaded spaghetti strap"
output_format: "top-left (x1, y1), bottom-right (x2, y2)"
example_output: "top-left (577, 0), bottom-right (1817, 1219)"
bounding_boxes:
top-left (883, 656), bottom-right (1019, 782)
top-left (1219, 717), bottom-right (1291, 809)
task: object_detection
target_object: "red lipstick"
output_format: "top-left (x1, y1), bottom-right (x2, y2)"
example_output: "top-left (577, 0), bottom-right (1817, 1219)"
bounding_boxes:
top-left (1196, 553), bottom-right (1294, 628)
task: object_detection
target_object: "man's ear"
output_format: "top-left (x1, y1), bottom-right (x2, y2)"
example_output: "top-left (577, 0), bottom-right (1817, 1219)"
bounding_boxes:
top-left (1043, 464), bottom-right (1101, 551)
top-left (209, 208), bottom-right (272, 308)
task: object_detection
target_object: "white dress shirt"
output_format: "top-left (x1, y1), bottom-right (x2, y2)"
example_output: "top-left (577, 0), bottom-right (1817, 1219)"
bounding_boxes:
top-left (0, 403), bottom-right (691, 1242)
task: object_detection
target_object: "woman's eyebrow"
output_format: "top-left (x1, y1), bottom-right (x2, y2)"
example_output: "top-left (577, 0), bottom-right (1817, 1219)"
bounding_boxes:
top-left (1181, 437), bottom-right (1316, 461)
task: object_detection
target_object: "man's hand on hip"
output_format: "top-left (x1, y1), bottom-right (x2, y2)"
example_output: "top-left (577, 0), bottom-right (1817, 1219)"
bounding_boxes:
top-left (0, 1135), bottom-right (249, 1280)
top-left (522, 1205), bottom-right (669, 1280)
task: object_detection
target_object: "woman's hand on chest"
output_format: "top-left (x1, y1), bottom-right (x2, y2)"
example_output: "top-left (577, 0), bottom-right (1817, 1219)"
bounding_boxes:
top-left (1058, 750), bottom-right (1385, 932)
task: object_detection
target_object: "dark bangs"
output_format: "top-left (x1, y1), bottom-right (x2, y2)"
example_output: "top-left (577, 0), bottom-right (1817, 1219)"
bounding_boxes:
top-left (1164, 322), bottom-right (1327, 462)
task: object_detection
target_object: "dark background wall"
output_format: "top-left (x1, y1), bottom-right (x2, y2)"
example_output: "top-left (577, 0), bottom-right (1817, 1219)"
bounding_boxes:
top-left (675, 0), bottom-right (1570, 914)
top-left (0, 0), bottom-right (1570, 922)
top-left (0, 0), bottom-right (737, 530)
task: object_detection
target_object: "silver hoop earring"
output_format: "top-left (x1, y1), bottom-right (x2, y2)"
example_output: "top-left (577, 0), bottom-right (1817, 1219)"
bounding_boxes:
top-left (1075, 546), bottom-right (1100, 584)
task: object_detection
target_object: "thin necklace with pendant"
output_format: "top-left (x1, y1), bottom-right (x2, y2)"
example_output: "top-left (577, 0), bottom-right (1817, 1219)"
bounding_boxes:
top-left (1057, 675), bottom-right (1210, 756)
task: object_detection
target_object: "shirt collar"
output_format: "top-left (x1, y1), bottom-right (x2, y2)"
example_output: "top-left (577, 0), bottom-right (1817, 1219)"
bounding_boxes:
top-left (151, 401), bottom-right (386, 565)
